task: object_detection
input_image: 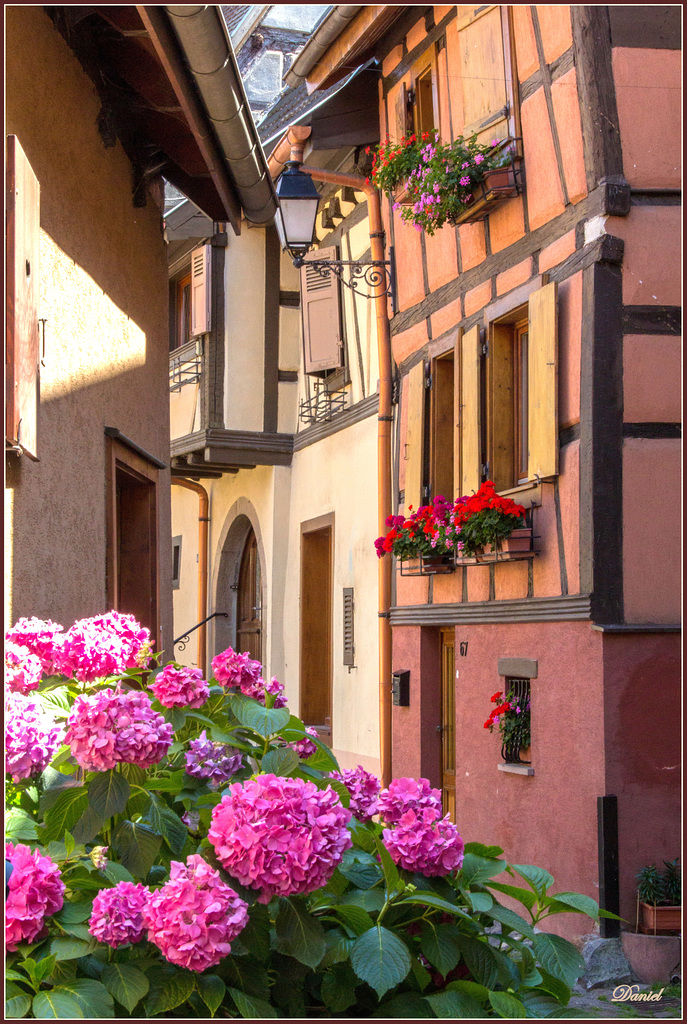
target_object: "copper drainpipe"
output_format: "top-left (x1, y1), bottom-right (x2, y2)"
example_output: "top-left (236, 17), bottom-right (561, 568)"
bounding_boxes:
top-left (170, 478), bottom-right (209, 676)
top-left (275, 127), bottom-right (394, 786)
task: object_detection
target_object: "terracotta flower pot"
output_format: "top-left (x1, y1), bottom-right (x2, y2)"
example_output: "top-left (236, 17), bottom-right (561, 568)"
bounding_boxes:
top-left (501, 528), bottom-right (533, 554)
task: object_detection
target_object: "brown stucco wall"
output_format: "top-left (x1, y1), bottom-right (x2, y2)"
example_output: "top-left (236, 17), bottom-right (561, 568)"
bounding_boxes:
top-left (5, 7), bottom-right (173, 653)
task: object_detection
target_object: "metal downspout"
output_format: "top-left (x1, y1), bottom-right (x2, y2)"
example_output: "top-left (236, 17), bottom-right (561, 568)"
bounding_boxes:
top-left (171, 478), bottom-right (209, 676)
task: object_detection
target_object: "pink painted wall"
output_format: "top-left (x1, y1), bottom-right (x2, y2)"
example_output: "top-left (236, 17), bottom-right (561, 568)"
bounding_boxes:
top-left (393, 619), bottom-right (606, 941)
top-left (602, 633), bottom-right (681, 927)
top-left (622, 439), bottom-right (681, 624)
top-left (623, 336), bottom-right (681, 423)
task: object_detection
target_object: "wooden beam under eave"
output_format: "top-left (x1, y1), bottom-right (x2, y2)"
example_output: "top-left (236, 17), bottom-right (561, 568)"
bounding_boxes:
top-left (304, 5), bottom-right (398, 94)
top-left (136, 5), bottom-right (243, 233)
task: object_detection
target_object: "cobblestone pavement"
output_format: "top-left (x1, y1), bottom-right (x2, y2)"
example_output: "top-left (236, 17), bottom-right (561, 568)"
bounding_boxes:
top-left (568, 983), bottom-right (682, 1019)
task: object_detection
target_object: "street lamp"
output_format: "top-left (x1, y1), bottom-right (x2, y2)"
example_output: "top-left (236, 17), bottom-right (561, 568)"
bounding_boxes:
top-left (274, 159), bottom-right (395, 304)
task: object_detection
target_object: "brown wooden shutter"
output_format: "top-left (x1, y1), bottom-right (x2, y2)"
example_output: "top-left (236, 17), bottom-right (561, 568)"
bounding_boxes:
top-left (343, 587), bottom-right (354, 667)
top-left (460, 324), bottom-right (481, 495)
top-left (300, 246), bottom-right (343, 374)
top-left (405, 360), bottom-right (425, 512)
top-left (528, 281), bottom-right (558, 480)
top-left (394, 82), bottom-right (413, 142)
top-left (453, 331), bottom-right (462, 498)
top-left (487, 322), bottom-right (516, 492)
top-left (457, 6), bottom-right (512, 145)
top-left (190, 244), bottom-right (211, 337)
top-left (6, 136), bottom-right (40, 460)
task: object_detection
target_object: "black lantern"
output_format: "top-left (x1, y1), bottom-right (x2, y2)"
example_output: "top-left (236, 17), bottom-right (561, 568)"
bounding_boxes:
top-left (274, 161), bottom-right (321, 265)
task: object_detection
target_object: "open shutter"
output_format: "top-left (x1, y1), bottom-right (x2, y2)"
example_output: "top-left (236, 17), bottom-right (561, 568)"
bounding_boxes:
top-left (457, 6), bottom-right (512, 145)
top-left (528, 281), bottom-right (558, 480)
top-left (487, 322), bottom-right (516, 492)
top-left (300, 246), bottom-right (342, 374)
top-left (460, 324), bottom-right (481, 495)
top-left (190, 244), bottom-right (211, 336)
top-left (405, 360), bottom-right (425, 512)
top-left (453, 331), bottom-right (462, 498)
top-left (343, 587), bottom-right (355, 667)
top-left (6, 136), bottom-right (40, 460)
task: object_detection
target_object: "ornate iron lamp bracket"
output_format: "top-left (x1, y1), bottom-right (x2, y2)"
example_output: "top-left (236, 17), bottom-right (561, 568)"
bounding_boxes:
top-left (295, 250), bottom-right (396, 307)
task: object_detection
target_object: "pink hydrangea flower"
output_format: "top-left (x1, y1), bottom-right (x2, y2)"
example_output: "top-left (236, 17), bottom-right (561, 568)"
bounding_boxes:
top-left (148, 664), bottom-right (209, 708)
top-left (6, 617), bottom-right (65, 675)
top-left (6, 843), bottom-right (64, 950)
top-left (211, 647), bottom-right (261, 690)
top-left (331, 765), bottom-right (381, 822)
top-left (185, 730), bottom-right (243, 785)
top-left (289, 726), bottom-right (319, 759)
top-left (5, 642), bottom-right (43, 694)
top-left (143, 854), bottom-right (249, 972)
top-left (88, 881), bottom-right (149, 948)
top-left (241, 675), bottom-right (288, 709)
top-left (5, 692), bottom-right (64, 781)
top-left (383, 807), bottom-right (465, 876)
top-left (55, 611), bottom-right (152, 683)
top-left (377, 777), bottom-right (441, 825)
top-left (209, 774), bottom-right (352, 903)
top-left (64, 687), bottom-right (173, 771)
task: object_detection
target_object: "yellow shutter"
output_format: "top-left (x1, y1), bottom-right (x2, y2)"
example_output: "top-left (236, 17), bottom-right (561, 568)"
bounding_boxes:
top-left (453, 330), bottom-right (462, 499)
top-left (405, 360), bottom-right (425, 512)
top-left (528, 281), bottom-right (558, 480)
top-left (460, 324), bottom-right (481, 495)
top-left (457, 5), bottom-right (510, 145)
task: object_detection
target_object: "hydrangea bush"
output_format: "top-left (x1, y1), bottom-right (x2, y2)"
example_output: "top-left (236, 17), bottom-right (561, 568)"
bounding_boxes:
top-left (5, 613), bottom-right (613, 1019)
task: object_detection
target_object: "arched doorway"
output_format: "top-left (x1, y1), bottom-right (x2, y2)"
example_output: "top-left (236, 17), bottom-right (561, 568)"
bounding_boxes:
top-left (236, 528), bottom-right (261, 663)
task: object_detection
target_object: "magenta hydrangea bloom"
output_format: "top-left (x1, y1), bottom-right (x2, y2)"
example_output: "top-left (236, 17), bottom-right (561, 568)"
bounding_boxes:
top-left (148, 664), bottom-right (209, 708)
top-left (185, 730), bottom-right (243, 785)
top-left (331, 765), bottom-right (381, 822)
top-left (241, 674), bottom-right (288, 709)
top-left (209, 774), bottom-right (352, 903)
top-left (383, 807), bottom-right (465, 876)
top-left (143, 854), bottom-right (249, 972)
top-left (6, 843), bottom-right (65, 950)
top-left (377, 777), bottom-right (441, 825)
top-left (5, 617), bottom-right (65, 675)
top-left (5, 642), bottom-right (43, 694)
top-left (64, 687), bottom-right (173, 771)
top-left (55, 611), bottom-right (152, 683)
top-left (88, 881), bottom-right (149, 948)
top-left (211, 646), bottom-right (261, 690)
top-left (289, 726), bottom-right (319, 759)
top-left (5, 692), bottom-right (64, 781)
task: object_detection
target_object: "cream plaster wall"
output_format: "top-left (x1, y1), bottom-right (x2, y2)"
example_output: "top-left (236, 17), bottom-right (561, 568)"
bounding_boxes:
top-left (170, 384), bottom-right (201, 441)
top-left (170, 485), bottom-right (202, 667)
top-left (224, 227), bottom-right (266, 431)
top-left (286, 416), bottom-right (381, 773)
top-left (5, 6), bottom-right (173, 652)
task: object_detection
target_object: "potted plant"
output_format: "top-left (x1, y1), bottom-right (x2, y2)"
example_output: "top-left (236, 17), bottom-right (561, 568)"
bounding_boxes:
top-left (453, 480), bottom-right (527, 560)
top-left (368, 133), bottom-right (520, 236)
top-left (636, 859), bottom-right (681, 934)
top-left (484, 686), bottom-right (531, 764)
top-left (374, 496), bottom-right (458, 575)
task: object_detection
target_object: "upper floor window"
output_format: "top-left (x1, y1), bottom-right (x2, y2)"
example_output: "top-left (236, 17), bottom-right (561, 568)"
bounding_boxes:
top-left (169, 245), bottom-right (211, 352)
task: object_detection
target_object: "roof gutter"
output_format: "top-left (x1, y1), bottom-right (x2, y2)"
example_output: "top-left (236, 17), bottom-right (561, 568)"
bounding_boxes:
top-left (283, 5), bottom-right (363, 89)
top-left (160, 5), bottom-right (278, 228)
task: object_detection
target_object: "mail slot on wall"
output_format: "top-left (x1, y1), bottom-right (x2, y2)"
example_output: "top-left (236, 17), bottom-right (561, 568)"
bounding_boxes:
top-left (392, 670), bottom-right (410, 707)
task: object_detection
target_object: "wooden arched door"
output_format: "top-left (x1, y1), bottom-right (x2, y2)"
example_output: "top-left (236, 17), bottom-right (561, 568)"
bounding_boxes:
top-left (236, 529), bottom-right (261, 662)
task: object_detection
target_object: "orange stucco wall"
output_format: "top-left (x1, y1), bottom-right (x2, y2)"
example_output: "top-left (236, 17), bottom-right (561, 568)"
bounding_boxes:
top-left (5, 7), bottom-right (173, 651)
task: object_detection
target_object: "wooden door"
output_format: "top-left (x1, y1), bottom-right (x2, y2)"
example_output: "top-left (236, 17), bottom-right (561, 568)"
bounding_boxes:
top-left (300, 525), bottom-right (332, 735)
top-left (236, 529), bottom-right (261, 662)
top-left (440, 629), bottom-right (456, 820)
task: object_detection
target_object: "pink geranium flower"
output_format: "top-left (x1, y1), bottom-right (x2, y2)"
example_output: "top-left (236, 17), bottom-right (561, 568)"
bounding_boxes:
top-left (143, 854), bottom-right (249, 972)
top-left (209, 774), bottom-right (352, 902)
top-left (6, 843), bottom-right (64, 950)
top-left (88, 881), bottom-right (149, 948)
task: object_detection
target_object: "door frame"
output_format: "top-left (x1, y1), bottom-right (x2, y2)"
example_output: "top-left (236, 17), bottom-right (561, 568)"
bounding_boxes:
top-left (300, 512), bottom-right (334, 741)
top-left (236, 526), bottom-right (262, 664)
top-left (440, 627), bottom-right (456, 820)
top-left (213, 499), bottom-right (267, 662)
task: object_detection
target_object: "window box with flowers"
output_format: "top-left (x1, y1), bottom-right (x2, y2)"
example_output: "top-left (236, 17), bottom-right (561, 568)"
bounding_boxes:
top-left (374, 481), bottom-right (534, 575)
top-left (485, 680), bottom-right (532, 767)
top-left (368, 133), bottom-right (522, 236)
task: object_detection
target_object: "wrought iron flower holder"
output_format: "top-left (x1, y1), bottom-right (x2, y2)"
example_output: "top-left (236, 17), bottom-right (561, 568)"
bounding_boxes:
top-left (399, 511), bottom-right (537, 576)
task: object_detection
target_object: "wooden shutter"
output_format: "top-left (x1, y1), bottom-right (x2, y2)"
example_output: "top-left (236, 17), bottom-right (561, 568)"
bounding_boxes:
top-left (457, 6), bottom-right (511, 144)
top-left (394, 82), bottom-right (412, 142)
top-left (190, 244), bottom-right (211, 337)
top-left (343, 587), bottom-right (354, 667)
top-left (300, 246), bottom-right (342, 374)
top-left (460, 324), bottom-right (481, 495)
top-left (6, 136), bottom-right (40, 460)
top-left (487, 322), bottom-right (516, 492)
top-left (405, 360), bottom-right (425, 512)
top-left (528, 281), bottom-right (558, 480)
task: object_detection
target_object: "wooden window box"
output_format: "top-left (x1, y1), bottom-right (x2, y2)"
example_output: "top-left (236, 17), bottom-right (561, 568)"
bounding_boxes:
top-left (455, 523), bottom-right (538, 565)
top-left (399, 552), bottom-right (455, 576)
top-left (638, 902), bottom-right (682, 935)
top-left (449, 161), bottom-right (522, 226)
